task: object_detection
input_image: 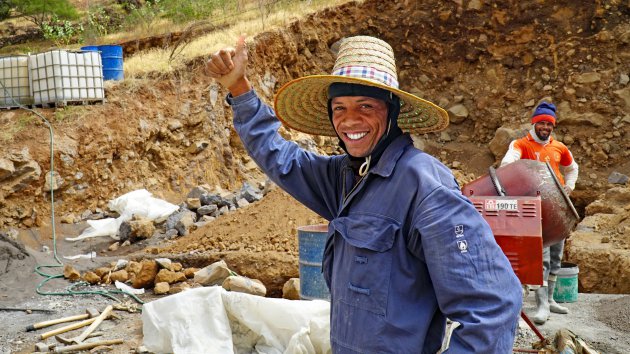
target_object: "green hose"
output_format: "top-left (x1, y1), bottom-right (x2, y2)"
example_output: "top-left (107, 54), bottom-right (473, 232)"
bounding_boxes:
top-left (1, 80), bottom-right (144, 305)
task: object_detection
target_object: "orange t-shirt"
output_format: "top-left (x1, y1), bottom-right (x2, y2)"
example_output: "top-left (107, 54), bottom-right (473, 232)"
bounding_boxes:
top-left (513, 133), bottom-right (574, 185)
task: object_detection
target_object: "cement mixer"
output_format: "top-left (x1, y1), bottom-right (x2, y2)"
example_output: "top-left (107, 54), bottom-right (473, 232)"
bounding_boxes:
top-left (461, 159), bottom-right (580, 247)
top-left (462, 159), bottom-right (581, 343)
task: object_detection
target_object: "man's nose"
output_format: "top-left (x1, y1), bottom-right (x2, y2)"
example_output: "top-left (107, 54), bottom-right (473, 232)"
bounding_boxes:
top-left (341, 109), bottom-right (362, 124)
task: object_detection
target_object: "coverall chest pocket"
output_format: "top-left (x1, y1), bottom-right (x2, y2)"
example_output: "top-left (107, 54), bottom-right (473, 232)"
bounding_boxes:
top-left (331, 215), bottom-right (398, 316)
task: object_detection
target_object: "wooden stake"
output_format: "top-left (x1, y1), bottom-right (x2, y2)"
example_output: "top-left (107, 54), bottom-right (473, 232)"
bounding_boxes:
top-left (54, 339), bottom-right (123, 353)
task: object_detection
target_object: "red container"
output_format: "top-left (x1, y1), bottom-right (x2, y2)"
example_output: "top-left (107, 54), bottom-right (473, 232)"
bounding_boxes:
top-left (470, 196), bottom-right (543, 285)
top-left (461, 159), bottom-right (579, 247)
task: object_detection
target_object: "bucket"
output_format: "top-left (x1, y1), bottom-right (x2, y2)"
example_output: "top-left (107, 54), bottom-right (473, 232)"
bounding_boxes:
top-left (98, 45), bottom-right (123, 81)
top-left (554, 262), bottom-right (579, 303)
top-left (297, 224), bottom-right (330, 301)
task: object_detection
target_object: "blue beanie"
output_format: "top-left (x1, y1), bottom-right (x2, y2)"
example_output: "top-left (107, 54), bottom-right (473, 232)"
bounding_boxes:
top-left (531, 101), bottom-right (557, 125)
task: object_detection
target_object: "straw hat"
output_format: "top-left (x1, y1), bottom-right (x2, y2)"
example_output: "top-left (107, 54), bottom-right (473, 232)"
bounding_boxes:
top-left (273, 36), bottom-right (449, 137)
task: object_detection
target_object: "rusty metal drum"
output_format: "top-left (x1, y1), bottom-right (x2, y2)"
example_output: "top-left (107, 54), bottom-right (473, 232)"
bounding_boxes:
top-left (461, 159), bottom-right (579, 246)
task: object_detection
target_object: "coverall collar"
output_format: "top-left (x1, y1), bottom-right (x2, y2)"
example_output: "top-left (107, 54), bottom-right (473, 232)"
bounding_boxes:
top-left (348, 133), bottom-right (412, 178)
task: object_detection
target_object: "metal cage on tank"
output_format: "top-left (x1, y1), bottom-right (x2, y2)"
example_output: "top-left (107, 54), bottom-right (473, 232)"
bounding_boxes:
top-left (28, 50), bottom-right (104, 106)
top-left (0, 55), bottom-right (33, 108)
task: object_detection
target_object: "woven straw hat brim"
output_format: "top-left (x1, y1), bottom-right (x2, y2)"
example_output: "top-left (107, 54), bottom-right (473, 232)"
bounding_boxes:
top-left (274, 75), bottom-right (449, 137)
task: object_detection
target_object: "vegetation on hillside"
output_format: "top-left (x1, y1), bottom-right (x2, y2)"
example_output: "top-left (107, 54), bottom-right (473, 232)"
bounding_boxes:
top-left (1, 0), bottom-right (354, 75)
top-left (11, 0), bottom-right (78, 27)
top-left (0, 0), bottom-right (355, 140)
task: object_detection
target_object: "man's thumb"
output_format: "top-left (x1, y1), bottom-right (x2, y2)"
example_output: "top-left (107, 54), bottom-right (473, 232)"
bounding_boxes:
top-left (235, 35), bottom-right (247, 59)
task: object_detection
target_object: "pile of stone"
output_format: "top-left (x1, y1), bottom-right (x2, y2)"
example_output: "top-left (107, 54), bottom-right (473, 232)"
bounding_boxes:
top-left (162, 181), bottom-right (266, 239)
top-left (63, 257), bottom-right (297, 298)
top-left (63, 257), bottom-right (196, 295)
top-left (101, 181), bottom-right (268, 251)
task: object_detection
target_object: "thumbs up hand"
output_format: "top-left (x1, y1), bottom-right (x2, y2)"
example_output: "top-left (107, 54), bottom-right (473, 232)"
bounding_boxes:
top-left (206, 35), bottom-right (251, 96)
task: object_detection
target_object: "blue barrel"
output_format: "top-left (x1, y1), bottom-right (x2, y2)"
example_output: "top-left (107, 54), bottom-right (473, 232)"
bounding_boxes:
top-left (80, 45), bottom-right (99, 52)
top-left (297, 224), bottom-right (330, 300)
top-left (98, 45), bottom-right (123, 81)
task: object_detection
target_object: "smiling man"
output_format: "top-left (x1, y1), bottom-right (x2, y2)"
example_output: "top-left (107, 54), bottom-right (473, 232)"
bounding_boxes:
top-left (207, 35), bottom-right (522, 353)
top-left (501, 101), bottom-right (579, 325)
top-left (326, 83), bottom-right (403, 178)
top-left (330, 95), bottom-right (388, 158)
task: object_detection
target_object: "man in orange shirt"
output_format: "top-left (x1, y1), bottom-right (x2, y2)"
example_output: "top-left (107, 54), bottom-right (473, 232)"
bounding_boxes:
top-left (501, 101), bottom-right (579, 325)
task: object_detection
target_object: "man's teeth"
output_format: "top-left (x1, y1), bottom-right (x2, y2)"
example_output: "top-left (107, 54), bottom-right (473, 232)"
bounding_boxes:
top-left (347, 132), bottom-right (367, 140)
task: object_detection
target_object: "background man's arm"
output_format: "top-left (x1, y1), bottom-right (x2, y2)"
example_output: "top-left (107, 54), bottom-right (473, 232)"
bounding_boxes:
top-left (561, 150), bottom-right (579, 192)
top-left (500, 140), bottom-right (522, 167)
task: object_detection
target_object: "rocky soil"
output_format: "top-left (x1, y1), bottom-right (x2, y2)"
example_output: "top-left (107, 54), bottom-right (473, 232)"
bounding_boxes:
top-left (565, 186), bottom-right (630, 294)
top-left (0, 0), bottom-right (629, 353)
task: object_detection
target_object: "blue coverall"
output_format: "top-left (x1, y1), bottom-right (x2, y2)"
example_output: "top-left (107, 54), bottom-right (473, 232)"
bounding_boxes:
top-left (229, 90), bottom-right (522, 353)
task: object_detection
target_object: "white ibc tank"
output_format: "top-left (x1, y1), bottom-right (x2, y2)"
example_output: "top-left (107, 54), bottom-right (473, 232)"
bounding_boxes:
top-left (29, 50), bottom-right (104, 105)
top-left (0, 55), bottom-right (32, 108)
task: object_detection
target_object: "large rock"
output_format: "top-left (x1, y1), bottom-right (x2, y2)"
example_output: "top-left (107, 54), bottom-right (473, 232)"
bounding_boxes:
top-left (110, 269), bottom-right (129, 283)
top-left (222, 275), bottom-right (266, 297)
top-left (564, 112), bottom-right (607, 127)
top-left (187, 186), bottom-right (211, 199)
top-left (0, 159), bottom-right (15, 180)
top-left (83, 271), bottom-right (101, 285)
top-left (575, 72), bottom-right (601, 84)
top-left (186, 198), bottom-right (201, 210)
top-left (129, 216), bottom-right (156, 242)
top-left (63, 265), bottom-right (81, 281)
top-left (489, 127), bottom-right (520, 159)
top-left (175, 211), bottom-right (197, 236)
top-left (166, 210), bottom-right (197, 236)
top-left (42, 171), bottom-right (64, 192)
top-left (197, 204), bottom-right (218, 216)
top-left (447, 104), bottom-right (469, 124)
top-left (282, 278), bottom-right (301, 300)
top-left (556, 102), bottom-right (607, 126)
top-left (154, 269), bottom-right (187, 284)
top-left (608, 172), bottom-right (629, 185)
top-left (0, 149), bottom-right (41, 196)
top-left (238, 182), bottom-right (263, 203)
top-left (194, 260), bottom-right (232, 286)
top-left (126, 261), bottom-right (142, 275)
top-left (132, 259), bottom-right (159, 289)
top-left (154, 282), bottom-right (170, 295)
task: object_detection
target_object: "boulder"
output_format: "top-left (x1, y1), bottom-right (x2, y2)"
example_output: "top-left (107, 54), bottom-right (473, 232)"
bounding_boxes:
top-left (489, 127), bottom-right (520, 159)
top-left (282, 278), bottom-right (301, 300)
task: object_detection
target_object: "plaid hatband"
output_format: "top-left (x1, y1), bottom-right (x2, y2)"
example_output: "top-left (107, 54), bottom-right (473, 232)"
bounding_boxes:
top-left (332, 65), bottom-right (399, 89)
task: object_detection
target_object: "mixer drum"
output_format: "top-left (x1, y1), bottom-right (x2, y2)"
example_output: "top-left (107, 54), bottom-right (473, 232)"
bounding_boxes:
top-left (461, 159), bottom-right (579, 247)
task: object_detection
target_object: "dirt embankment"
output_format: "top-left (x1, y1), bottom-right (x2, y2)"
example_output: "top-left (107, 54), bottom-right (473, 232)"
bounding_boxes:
top-left (0, 0), bottom-right (629, 295)
top-left (566, 186), bottom-right (630, 294)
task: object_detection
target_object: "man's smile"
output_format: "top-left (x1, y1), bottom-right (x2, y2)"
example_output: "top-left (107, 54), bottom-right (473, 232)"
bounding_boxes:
top-left (345, 132), bottom-right (368, 140)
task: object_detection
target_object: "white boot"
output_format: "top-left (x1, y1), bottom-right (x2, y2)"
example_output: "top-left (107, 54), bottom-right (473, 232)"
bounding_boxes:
top-left (532, 286), bottom-right (550, 325)
top-left (548, 280), bottom-right (569, 314)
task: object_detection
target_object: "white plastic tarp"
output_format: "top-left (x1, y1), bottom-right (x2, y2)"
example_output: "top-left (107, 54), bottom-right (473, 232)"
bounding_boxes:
top-left (66, 189), bottom-right (179, 241)
top-left (142, 287), bottom-right (331, 354)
